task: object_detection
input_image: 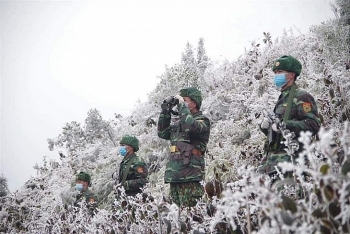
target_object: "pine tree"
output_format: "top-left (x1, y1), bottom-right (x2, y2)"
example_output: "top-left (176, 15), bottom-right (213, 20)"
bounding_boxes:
top-left (181, 42), bottom-right (198, 87)
top-left (197, 37), bottom-right (209, 76)
top-left (85, 109), bottom-right (105, 143)
top-left (85, 109), bottom-right (116, 146)
top-left (0, 174), bottom-right (9, 197)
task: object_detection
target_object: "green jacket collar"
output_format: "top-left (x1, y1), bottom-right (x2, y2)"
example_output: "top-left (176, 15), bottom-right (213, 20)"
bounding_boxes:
top-left (282, 84), bottom-right (298, 95)
top-left (122, 153), bottom-right (136, 162)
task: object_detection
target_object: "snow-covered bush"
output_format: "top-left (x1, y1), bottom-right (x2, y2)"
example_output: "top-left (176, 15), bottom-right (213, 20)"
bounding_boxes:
top-left (1, 12), bottom-right (350, 234)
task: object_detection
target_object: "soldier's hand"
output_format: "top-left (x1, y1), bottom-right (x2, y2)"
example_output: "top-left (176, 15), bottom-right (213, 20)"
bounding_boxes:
top-left (272, 123), bottom-right (281, 133)
top-left (266, 110), bottom-right (276, 121)
top-left (261, 110), bottom-right (276, 129)
top-left (260, 117), bottom-right (272, 129)
top-left (174, 95), bottom-right (184, 104)
top-left (272, 117), bottom-right (284, 133)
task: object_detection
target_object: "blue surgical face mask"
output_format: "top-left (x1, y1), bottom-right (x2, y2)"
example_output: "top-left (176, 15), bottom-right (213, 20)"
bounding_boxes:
top-left (75, 183), bottom-right (83, 192)
top-left (273, 73), bottom-right (288, 89)
top-left (119, 146), bottom-right (127, 156)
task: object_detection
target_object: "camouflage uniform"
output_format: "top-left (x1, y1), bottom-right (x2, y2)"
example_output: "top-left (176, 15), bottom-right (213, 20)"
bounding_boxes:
top-left (116, 153), bottom-right (148, 196)
top-left (74, 188), bottom-right (98, 207)
top-left (74, 172), bottom-right (98, 214)
top-left (158, 87), bottom-right (211, 207)
top-left (259, 56), bottom-right (321, 175)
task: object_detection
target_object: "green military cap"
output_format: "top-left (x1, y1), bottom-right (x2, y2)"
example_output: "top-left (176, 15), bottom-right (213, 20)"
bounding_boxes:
top-left (272, 55), bottom-right (302, 77)
top-left (120, 135), bottom-right (139, 152)
top-left (76, 171), bottom-right (91, 186)
top-left (180, 87), bottom-right (203, 110)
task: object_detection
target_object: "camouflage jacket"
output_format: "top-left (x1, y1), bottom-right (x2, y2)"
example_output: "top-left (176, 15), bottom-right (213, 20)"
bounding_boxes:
top-left (158, 103), bottom-right (211, 183)
top-left (116, 153), bottom-right (148, 196)
top-left (261, 84), bottom-right (321, 156)
top-left (74, 188), bottom-right (98, 207)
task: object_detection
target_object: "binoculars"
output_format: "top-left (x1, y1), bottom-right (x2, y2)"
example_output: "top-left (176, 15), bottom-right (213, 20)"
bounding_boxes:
top-left (161, 96), bottom-right (179, 110)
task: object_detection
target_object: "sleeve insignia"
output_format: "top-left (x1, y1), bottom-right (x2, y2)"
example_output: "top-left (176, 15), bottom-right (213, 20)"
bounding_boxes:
top-left (89, 198), bottom-right (95, 203)
top-left (302, 102), bottom-right (312, 113)
top-left (137, 166), bottom-right (144, 173)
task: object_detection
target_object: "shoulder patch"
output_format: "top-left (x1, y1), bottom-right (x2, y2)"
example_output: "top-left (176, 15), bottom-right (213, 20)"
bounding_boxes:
top-left (302, 102), bottom-right (312, 113)
top-left (137, 166), bottom-right (144, 173)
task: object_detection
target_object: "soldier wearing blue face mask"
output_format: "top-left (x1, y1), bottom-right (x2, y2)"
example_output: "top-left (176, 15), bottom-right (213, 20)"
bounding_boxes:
top-left (112, 135), bottom-right (148, 197)
top-left (259, 55), bottom-right (321, 177)
top-left (74, 172), bottom-right (98, 211)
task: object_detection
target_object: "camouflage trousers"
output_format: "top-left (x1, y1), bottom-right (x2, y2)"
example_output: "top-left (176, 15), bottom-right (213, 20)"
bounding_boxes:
top-left (258, 152), bottom-right (309, 198)
top-left (257, 151), bottom-right (293, 175)
top-left (170, 181), bottom-right (204, 207)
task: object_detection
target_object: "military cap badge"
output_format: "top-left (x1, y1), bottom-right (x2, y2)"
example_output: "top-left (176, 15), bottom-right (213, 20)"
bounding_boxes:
top-left (137, 166), bottom-right (144, 173)
top-left (302, 103), bottom-right (312, 113)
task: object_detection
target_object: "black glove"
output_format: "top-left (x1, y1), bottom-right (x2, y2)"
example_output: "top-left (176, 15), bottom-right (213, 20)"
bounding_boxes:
top-left (161, 96), bottom-right (178, 110)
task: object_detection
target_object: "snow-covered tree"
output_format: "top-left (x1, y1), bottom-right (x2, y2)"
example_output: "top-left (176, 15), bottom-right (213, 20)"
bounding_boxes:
top-left (2, 8), bottom-right (350, 233)
top-left (0, 174), bottom-right (9, 197)
top-left (333, 0), bottom-right (350, 25)
top-left (85, 108), bottom-right (117, 146)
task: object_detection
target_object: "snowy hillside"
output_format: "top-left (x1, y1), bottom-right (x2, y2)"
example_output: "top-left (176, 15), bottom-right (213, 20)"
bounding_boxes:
top-left (1, 3), bottom-right (350, 233)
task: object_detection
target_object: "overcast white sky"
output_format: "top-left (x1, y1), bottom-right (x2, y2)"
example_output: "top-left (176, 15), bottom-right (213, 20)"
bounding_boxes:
top-left (1, 0), bottom-right (335, 192)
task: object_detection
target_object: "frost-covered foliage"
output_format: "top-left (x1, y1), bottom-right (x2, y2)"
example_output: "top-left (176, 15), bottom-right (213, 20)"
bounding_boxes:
top-left (149, 38), bottom-right (211, 106)
top-left (0, 174), bottom-right (9, 197)
top-left (332, 0), bottom-right (350, 26)
top-left (212, 124), bottom-right (350, 233)
top-left (1, 17), bottom-right (350, 233)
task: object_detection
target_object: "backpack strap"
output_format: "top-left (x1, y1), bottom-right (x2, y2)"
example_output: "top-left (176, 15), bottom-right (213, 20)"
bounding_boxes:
top-left (121, 156), bottom-right (136, 186)
top-left (269, 84), bottom-right (297, 152)
top-left (283, 84), bottom-right (297, 122)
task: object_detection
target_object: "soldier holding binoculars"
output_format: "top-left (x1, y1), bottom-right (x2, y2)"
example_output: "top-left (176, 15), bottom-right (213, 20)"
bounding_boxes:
top-left (158, 87), bottom-right (211, 208)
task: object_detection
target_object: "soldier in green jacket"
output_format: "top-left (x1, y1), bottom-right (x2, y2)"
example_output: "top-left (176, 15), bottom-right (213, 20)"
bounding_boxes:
top-left (112, 135), bottom-right (148, 197)
top-left (158, 87), bottom-right (211, 207)
top-left (259, 55), bottom-right (321, 176)
top-left (74, 172), bottom-right (98, 208)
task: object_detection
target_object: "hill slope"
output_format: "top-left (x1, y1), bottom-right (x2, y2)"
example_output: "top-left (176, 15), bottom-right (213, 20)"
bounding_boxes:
top-left (1, 13), bottom-right (350, 234)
